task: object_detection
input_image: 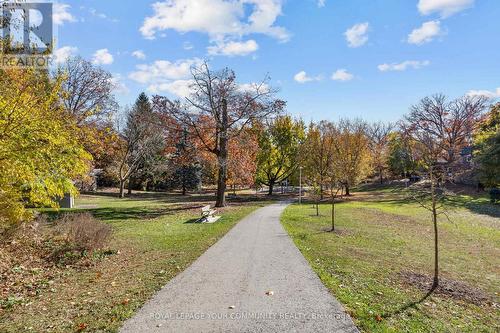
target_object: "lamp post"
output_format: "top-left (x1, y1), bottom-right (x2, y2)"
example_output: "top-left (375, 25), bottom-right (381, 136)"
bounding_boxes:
top-left (299, 166), bottom-right (303, 204)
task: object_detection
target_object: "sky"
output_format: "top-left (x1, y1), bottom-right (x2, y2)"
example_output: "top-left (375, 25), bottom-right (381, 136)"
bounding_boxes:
top-left (47, 0), bottom-right (500, 122)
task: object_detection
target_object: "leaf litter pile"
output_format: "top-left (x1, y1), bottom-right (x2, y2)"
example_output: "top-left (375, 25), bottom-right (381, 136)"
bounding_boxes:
top-left (0, 214), bottom-right (115, 312)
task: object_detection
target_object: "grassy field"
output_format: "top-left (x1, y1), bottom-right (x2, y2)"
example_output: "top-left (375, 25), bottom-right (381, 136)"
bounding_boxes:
top-left (281, 188), bottom-right (499, 332)
top-left (0, 191), bottom-right (268, 332)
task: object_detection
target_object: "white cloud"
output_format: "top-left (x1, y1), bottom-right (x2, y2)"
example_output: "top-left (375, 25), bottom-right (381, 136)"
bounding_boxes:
top-left (331, 69), bottom-right (354, 81)
top-left (207, 40), bottom-right (259, 57)
top-left (92, 49), bottom-right (114, 65)
top-left (239, 82), bottom-right (271, 93)
top-left (418, 0), bottom-right (474, 18)
top-left (53, 3), bottom-right (76, 25)
top-left (378, 60), bottom-right (430, 72)
top-left (129, 58), bottom-right (204, 97)
top-left (317, 0), bottom-right (326, 8)
top-left (467, 87), bottom-right (500, 99)
top-left (294, 71), bottom-right (321, 83)
top-left (344, 22), bottom-right (369, 48)
top-left (140, 0), bottom-right (290, 42)
top-left (129, 58), bottom-right (202, 84)
top-left (52, 46), bottom-right (78, 64)
top-left (110, 74), bottom-right (130, 95)
top-left (408, 20), bottom-right (442, 45)
top-left (132, 50), bottom-right (146, 60)
top-left (148, 80), bottom-right (194, 98)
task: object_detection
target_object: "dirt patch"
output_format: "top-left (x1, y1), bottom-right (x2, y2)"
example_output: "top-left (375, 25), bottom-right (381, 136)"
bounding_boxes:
top-left (321, 227), bottom-right (353, 236)
top-left (399, 271), bottom-right (492, 305)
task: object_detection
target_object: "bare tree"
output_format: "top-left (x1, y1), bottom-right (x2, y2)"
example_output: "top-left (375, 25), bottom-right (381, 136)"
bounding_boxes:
top-left (401, 94), bottom-right (480, 290)
top-left (367, 121), bottom-right (394, 183)
top-left (57, 56), bottom-right (118, 126)
top-left (154, 62), bottom-right (284, 207)
top-left (401, 124), bottom-right (449, 290)
top-left (406, 94), bottom-right (488, 175)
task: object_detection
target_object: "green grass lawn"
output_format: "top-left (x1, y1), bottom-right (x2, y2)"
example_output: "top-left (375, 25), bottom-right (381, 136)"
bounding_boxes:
top-left (281, 190), bottom-right (499, 332)
top-left (0, 192), bottom-right (268, 333)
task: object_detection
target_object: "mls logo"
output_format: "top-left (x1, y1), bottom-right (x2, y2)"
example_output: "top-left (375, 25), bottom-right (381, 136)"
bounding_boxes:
top-left (1, 2), bottom-right (53, 55)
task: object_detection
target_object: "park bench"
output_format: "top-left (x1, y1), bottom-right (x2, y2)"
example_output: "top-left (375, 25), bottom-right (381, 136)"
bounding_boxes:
top-left (199, 205), bottom-right (221, 223)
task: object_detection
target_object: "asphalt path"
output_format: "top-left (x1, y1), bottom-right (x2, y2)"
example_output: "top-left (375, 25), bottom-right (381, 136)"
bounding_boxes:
top-left (121, 202), bottom-right (359, 333)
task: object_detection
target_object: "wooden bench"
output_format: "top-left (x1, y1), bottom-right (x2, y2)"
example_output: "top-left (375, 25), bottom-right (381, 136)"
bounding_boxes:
top-left (199, 205), bottom-right (221, 223)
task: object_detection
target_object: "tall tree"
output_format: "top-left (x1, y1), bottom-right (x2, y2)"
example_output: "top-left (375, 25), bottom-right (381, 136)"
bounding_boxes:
top-left (0, 68), bottom-right (91, 230)
top-left (227, 127), bottom-right (259, 193)
top-left (387, 131), bottom-right (418, 178)
top-left (406, 94), bottom-right (488, 175)
top-left (256, 115), bottom-right (305, 195)
top-left (56, 57), bottom-right (120, 175)
top-left (367, 121), bottom-right (394, 183)
top-left (303, 121), bottom-right (334, 199)
top-left (170, 128), bottom-right (201, 195)
top-left (116, 93), bottom-right (163, 198)
top-left (57, 56), bottom-right (118, 126)
top-left (474, 103), bottom-right (500, 188)
top-left (331, 119), bottom-right (371, 196)
top-left (154, 63), bottom-right (284, 207)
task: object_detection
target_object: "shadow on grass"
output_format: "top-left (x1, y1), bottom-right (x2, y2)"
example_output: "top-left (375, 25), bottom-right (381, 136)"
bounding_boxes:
top-left (184, 218), bottom-right (202, 224)
top-left (82, 191), bottom-right (280, 205)
top-left (445, 195), bottom-right (500, 219)
top-left (45, 205), bottom-right (200, 223)
top-left (381, 288), bottom-right (435, 319)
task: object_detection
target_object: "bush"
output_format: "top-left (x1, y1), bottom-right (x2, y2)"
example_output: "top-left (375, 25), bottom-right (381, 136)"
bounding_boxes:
top-left (55, 213), bottom-right (112, 252)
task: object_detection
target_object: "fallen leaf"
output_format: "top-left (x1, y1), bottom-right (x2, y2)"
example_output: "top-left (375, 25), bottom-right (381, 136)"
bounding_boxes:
top-left (121, 298), bottom-right (130, 305)
top-left (228, 305), bottom-right (235, 309)
top-left (375, 315), bottom-right (383, 322)
top-left (265, 291), bottom-right (274, 296)
top-left (76, 323), bottom-right (87, 331)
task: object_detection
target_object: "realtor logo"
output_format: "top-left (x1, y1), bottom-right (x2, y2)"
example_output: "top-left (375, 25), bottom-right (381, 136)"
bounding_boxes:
top-left (1, 2), bottom-right (53, 67)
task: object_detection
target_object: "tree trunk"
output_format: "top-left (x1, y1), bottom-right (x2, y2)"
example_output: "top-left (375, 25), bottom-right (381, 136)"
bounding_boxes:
top-left (119, 179), bottom-right (125, 198)
top-left (345, 184), bottom-right (350, 196)
top-left (432, 206), bottom-right (439, 289)
top-left (128, 178), bottom-right (132, 195)
top-left (379, 168), bottom-right (383, 184)
top-left (182, 183), bottom-right (186, 196)
top-left (216, 161), bottom-right (227, 207)
top-left (320, 183), bottom-right (324, 200)
top-left (331, 198), bottom-right (335, 231)
top-left (430, 166), bottom-right (439, 290)
top-left (215, 99), bottom-right (228, 208)
top-left (268, 182), bottom-right (274, 195)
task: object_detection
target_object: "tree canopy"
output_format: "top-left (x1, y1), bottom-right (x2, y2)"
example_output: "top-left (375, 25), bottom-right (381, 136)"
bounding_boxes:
top-left (0, 68), bottom-right (91, 230)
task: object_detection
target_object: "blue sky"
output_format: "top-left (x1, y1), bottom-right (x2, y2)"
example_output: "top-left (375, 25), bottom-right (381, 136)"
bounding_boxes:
top-left (51, 0), bottom-right (500, 122)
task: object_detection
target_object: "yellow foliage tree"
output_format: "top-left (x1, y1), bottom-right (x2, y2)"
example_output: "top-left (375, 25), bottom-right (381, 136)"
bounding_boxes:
top-left (0, 68), bottom-right (91, 230)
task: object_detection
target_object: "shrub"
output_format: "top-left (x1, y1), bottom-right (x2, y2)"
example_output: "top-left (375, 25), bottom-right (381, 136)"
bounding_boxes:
top-left (55, 213), bottom-right (112, 252)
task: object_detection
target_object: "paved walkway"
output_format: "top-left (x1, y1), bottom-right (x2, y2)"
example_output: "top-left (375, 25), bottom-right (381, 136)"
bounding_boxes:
top-left (120, 203), bottom-right (359, 333)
